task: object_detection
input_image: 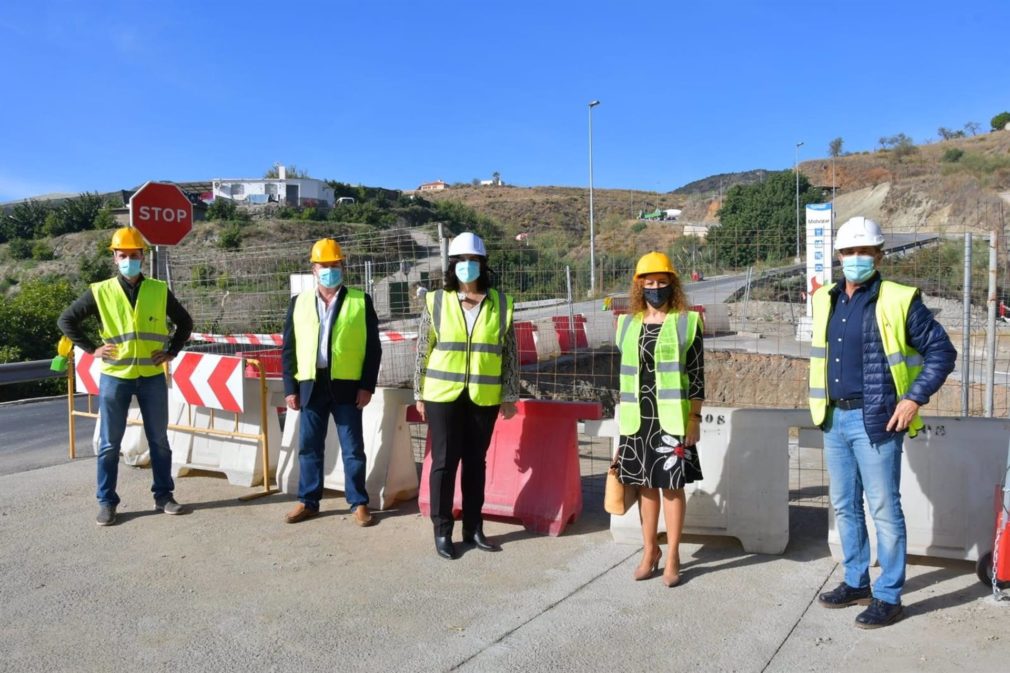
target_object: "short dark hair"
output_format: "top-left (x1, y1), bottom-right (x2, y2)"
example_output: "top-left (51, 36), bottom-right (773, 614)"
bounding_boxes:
top-left (443, 256), bottom-right (491, 292)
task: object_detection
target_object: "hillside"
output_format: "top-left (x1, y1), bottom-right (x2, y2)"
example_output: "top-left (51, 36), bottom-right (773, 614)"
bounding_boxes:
top-left (800, 130), bottom-right (1010, 232)
top-left (422, 185), bottom-right (690, 260)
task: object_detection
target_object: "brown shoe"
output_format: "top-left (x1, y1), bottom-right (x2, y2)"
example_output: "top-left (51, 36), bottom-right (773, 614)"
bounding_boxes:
top-left (353, 505), bottom-right (375, 527)
top-left (285, 503), bottom-right (319, 524)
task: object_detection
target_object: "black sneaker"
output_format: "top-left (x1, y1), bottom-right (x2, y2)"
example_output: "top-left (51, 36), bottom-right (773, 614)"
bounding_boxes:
top-left (96, 504), bottom-right (117, 526)
top-left (855, 598), bottom-right (903, 629)
top-left (818, 582), bottom-right (872, 609)
top-left (154, 498), bottom-right (187, 515)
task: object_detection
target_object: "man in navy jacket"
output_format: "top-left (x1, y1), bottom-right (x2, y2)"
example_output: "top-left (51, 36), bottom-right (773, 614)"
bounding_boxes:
top-left (809, 217), bottom-right (955, 628)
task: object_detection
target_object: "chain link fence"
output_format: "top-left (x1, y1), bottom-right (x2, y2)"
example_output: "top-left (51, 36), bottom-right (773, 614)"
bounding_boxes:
top-left (165, 212), bottom-right (1010, 506)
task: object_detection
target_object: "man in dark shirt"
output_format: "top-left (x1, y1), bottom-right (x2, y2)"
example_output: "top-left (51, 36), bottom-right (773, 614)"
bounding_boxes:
top-left (809, 217), bottom-right (955, 628)
top-left (58, 227), bottom-right (193, 526)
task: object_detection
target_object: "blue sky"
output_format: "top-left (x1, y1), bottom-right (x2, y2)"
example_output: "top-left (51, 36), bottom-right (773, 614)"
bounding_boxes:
top-left (1, 0), bottom-right (1007, 201)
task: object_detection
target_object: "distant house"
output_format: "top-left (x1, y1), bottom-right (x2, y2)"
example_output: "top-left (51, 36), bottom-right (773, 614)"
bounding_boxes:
top-left (418, 180), bottom-right (448, 192)
top-left (211, 166), bottom-right (334, 207)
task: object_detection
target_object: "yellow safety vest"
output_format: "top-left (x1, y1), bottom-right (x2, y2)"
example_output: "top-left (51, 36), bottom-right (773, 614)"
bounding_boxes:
top-left (809, 280), bottom-right (924, 437)
top-left (420, 289), bottom-right (514, 406)
top-left (617, 311), bottom-right (699, 436)
top-left (292, 288), bottom-right (367, 382)
top-left (91, 277), bottom-right (169, 379)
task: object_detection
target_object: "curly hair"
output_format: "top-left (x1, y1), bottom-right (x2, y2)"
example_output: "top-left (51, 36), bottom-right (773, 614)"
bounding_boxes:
top-left (628, 272), bottom-right (689, 315)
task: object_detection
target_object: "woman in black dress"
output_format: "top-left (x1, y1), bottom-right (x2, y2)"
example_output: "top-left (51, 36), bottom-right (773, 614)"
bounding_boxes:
top-left (615, 252), bottom-right (704, 587)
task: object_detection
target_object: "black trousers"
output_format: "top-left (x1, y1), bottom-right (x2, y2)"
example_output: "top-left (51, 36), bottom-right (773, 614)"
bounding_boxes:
top-left (426, 389), bottom-right (500, 537)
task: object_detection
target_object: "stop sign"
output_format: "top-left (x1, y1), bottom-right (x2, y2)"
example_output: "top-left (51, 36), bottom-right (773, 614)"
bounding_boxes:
top-left (129, 181), bottom-right (193, 245)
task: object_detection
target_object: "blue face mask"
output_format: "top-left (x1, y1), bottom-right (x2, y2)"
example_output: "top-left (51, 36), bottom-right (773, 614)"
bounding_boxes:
top-left (118, 258), bottom-right (142, 278)
top-left (455, 260), bottom-right (480, 284)
top-left (318, 267), bottom-right (343, 288)
top-left (841, 255), bottom-right (876, 283)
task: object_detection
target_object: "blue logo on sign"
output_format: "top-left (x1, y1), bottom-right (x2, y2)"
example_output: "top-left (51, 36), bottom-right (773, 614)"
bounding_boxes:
top-left (815, 251), bottom-right (823, 260)
top-left (814, 228), bottom-right (823, 236)
top-left (815, 264), bottom-right (824, 272)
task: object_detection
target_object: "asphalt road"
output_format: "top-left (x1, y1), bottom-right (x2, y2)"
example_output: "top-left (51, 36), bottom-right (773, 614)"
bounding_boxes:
top-left (0, 396), bottom-right (96, 477)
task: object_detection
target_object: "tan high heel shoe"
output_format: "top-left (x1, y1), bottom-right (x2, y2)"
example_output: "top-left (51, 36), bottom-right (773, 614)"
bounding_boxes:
top-left (662, 555), bottom-right (681, 587)
top-left (633, 548), bottom-right (662, 581)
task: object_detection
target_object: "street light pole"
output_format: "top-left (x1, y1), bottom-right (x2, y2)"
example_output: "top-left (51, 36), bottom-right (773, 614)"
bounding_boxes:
top-left (794, 140), bottom-right (804, 263)
top-left (588, 100), bottom-right (600, 295)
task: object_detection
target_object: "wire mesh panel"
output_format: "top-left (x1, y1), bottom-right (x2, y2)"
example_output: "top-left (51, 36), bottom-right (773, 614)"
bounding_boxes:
top-left (165, 209), bottom-right (1009, 507)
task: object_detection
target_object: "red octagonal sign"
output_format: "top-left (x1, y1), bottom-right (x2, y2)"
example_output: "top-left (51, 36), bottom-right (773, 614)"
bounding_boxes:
top-left (129, 181), bottom-right (193, 245)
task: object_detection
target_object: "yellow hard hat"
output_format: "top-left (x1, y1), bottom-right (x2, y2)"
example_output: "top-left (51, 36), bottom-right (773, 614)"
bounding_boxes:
top-left (310, 238), bottom-right (344, 263)
top-left (634, 251), bottom-right (676, 278)
top-left (108, 227), bottom-right (147, 251)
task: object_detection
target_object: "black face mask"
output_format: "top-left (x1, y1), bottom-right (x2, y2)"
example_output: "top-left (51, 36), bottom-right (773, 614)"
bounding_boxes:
top-left (643, 285), bottom-right (673, 308)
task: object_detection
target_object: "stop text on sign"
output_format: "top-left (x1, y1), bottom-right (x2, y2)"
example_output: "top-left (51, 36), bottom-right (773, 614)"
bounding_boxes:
top-left (136, 206), bottom-right (189, 223)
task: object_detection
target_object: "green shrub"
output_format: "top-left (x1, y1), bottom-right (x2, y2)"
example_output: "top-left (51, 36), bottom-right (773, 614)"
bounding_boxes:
top-left (31, 240), bottom-right (55, 260)
top-left (631, 222), bottom-right (647, 233)
top-left (206, 198), bottom-right (238, 221)
top-left (941, 148), bottom-right (964, 163)
top-left (218, 224), bottom-right (243, 250)
top-left (93, 207), bottom-right (118, 229)
top-left (8, 238), bottom-right (33, 259)
top-left (79, 250), bottom-right (112, 284)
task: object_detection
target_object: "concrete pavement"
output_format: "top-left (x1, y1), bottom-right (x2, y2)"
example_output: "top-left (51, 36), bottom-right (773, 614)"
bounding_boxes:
top-left (1, 459), bottom-right (1008, 673)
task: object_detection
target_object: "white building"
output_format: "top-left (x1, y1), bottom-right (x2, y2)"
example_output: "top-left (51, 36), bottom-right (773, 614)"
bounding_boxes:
top-left (211, 166), bottom-right (334, 207)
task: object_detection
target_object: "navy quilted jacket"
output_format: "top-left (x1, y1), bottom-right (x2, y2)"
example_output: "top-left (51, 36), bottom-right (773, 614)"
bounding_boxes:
top-left (826, 274), bottom-right (956, 443)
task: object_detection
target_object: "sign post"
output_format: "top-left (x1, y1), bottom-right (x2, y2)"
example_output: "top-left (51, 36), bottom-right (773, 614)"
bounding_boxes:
top-left (796, 203), bottom-right (833, 342)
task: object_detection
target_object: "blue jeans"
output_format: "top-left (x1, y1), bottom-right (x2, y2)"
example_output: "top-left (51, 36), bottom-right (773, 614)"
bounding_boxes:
top-left (297, 386), bottom-right (369, 510)
top-left (823, 406), bottom-right (906, 604)
top-left (97, 373), bottom-right (175, 506)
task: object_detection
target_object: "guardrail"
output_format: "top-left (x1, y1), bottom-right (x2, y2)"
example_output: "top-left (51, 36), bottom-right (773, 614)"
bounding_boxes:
top-left (0, 360), bottom-right (63, 386)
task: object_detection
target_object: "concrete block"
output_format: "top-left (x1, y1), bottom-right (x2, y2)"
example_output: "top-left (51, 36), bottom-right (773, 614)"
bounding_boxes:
top-left (275, 387), bottom-right (419, 510)
top-left (827, 415), bottom-right (1010, 563)
top-left (597, 406), bottom-right (798, 554)
top-left (167, 378), bottom-right (283, 487)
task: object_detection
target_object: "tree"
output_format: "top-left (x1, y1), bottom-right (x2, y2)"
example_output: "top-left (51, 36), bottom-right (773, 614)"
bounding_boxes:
top-left (264, 164), bottom-right (310, 178)
top-left (964, 121), bottom-right (981, 136)
top-left (708, 170), bottom-right (825, 267)
top-left (991, 112), bottom-right (1010, 132)
top-left (891, 133), bottom-right (919, 160)
top-left (828, 137), bottom-right (844, 158)
top-left (0, 200), bottom-right (50, 242)
top-left (938, 127), bottom-right (965, 141)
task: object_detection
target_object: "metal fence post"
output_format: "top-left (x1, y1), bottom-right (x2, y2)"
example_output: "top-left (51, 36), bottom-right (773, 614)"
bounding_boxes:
top-left (962, 233), bottom-right (972, 416)
top-left (986, 230), bottom-right (998, 417)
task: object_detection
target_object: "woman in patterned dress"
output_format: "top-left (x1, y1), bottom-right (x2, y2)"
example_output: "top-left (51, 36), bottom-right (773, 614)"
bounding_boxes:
top-left (615, 252), bottom-right (704, 587)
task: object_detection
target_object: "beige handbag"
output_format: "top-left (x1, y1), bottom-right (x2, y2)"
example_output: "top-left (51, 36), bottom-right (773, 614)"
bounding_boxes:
top-left (604, 455), bottom-right (638, 515)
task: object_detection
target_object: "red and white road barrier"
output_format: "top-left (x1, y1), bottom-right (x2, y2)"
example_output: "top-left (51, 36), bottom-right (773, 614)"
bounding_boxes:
top-left (189, 331), bottom-right (417, 345)
top-left (73, 347), bottom-right (102, 395)
top-left (170, 352), bottom-right (244, 413)
top-left (189, 333), bottom-right (284, 346)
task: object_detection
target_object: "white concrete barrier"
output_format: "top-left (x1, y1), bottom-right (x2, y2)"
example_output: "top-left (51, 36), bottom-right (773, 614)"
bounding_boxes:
top-left (167, 378), bottom-right (284, 487)
top-left (531, 317), bottom-right (561, 360)
top-left (590, 406), bottom-right (801, 554)
top-left (275, 387), bottom-right (418, 510)
top-left (823, 415), bottom-right (1010, 563)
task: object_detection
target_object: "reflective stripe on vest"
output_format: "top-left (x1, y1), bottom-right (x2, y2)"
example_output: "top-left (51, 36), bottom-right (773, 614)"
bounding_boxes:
top-left (91, 277), bottom-right (169, 379)
top-left (809, 280), bottom-right (925, 437)
top-left (420, 289), bottom-right (514, 406)
top-left (616, 311), bottom-right (699, 436)
top-left (293, 288), bottom-right (366, 382)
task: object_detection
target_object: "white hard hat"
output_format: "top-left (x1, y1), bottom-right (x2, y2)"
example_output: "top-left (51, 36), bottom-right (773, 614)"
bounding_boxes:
top-left (835, 216), bottom-right (885, 251)
top-left (448, 231), bottom-right (487, 257)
